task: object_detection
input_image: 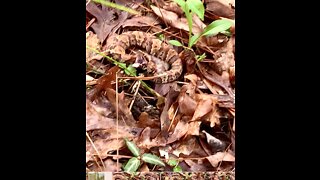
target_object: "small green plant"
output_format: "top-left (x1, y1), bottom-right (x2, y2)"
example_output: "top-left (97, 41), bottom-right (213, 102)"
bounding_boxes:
top-left (167, 158), bottom-right (182, 172)
top-left (170, 0), bottom-right (234, 48)
top-left (123, 138), bottom-right (182, 173)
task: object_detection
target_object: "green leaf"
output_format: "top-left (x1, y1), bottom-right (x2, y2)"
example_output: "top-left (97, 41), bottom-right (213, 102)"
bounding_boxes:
top-left (189, 34), bottom-right (201, 47)
top-left (158, 33), bottom-right (165, 41)
top-left (124, 138), bottom-right (140, 157)
top-left (114, 62), bottom-right (127, 69)
top-left (196, 53), bottom-right (206, 62)
top-left (141, 153), bottom-right (165, 167)
top-left (123, 157), bottom-right (140, 173)
top-left (124, 64), bottom-right (137, 76)
top-left (174, 0), bottom-right (187, 12)
top-left (167, 159), bottom-right (179, 167)
top-left (173, 165), bottom-right (183, 172)
top-left (220, 30), bottom-right (232, 36)
top-left (168, 40), bottom-right (183, 47)
top-left (203, 19), bottom-right (234, 37)
top-left (186, 0), bottom-right (204, 20)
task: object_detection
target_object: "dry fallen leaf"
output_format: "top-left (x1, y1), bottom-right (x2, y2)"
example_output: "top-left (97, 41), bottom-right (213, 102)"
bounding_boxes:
top-left (105, 89), bottom-right (137, 127)
top-left (103, 158), bottom-right (121, 172)
top-left (167, 117), bottom-right (189, 144)
top-left (211, 38), bottom-right (235, 76)
top-left (184, 159), bottom-right (208, 171)
top-left (121, 15), bottom-right (160, 28)
top-left (178, 91), bottom-right (197, 116)
top-left (86, 31), bottom-right (103, 62)
top-left (137, 112), bottom-right (160, 129)
top-left (86, 99), bottom-right (115, 131)
top-left (95, 66), bottom-right (120, 91)
top-left (172, 136), bottom-right (196, 157)
top-left (150, 5), bottom-right (202, 35)
top-left (206, 151), bottom-right (235, 167)
top-left (186, 121), bottom-right (201, 136)
top-left (159, 87), bottom-right (180, 135)
top-left (136, 127), bottom-right (152, 150)
top-left (191, 98), bottom-right (213, 121)
top-left (205, 0), bottom-right (235, 19)
top-left (86, 138), bottom-right (125, 162)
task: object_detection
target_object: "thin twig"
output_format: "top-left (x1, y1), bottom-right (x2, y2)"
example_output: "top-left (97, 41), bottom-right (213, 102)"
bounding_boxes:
top-left (168, 106), bottom-right (179, 132)
top-left (129, 80), bottom-right (141, 111)
top-left (116, 72), bottom-right (119, 172)
top-left (86, 18), bottom-right (95, 30)
top-left (124, 93), bottom-right (157, 100)
top-left (86, 132), bottom-right (106, 170)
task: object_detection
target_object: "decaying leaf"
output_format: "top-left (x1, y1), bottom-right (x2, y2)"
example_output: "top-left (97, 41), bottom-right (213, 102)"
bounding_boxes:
top-left (136, 127), bottom-right (152, 149)
top-left (186, 121), bottom-right (201, 136)
top-left (139, 163), bottom-right (150, 172)
top-left (86, 1), bottom-right (131, 43)
top-left (150, 5), bottom-right (202, 35)
top-left (86, 99), bottom-right (115, 131)
top-left (178, 90), bottom-right (197, 116)
top-left (211, 38), bottom-right (235, 76)
top-left (172, 136), bottom-right (196, 157)
top-left (137, 112), bottom-right (160, 129)
top-left (205, 0), bottom-right (235, 19)
top-left (167, 117), bottom-right (189, 144)
top-left (121, 15), bottom-right (160, 28)
top-left (191, 98), bottom-right (214, 121)
top-left (206, 151), bottom-right (235, 167)
top-left (105, 89), bottom-right (137, 127)
top-left (86, 31), bottom-right (103, 62)
top-left (86, 0), bottom-right (236, 173)
top-left (103, 158), bottom-right (121, 172)
top-left (86, 138), bottom-right (125, 162)
top-left (196, 94), bottom-right (220, 127)
top-left (184, 160), bottom-right (208, 171)
top-left (184, 74), bottom-right (199, 85)
top-left (159, 87), bottom-right (180, 136)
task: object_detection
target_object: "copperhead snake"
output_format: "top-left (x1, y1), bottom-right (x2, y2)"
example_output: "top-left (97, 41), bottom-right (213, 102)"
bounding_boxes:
top-left (105, 31), bottom-right (183, 83)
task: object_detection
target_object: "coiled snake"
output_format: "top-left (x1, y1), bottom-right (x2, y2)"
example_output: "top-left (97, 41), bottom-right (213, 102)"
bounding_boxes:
top-left (105, 31), bottom-right (183, 83)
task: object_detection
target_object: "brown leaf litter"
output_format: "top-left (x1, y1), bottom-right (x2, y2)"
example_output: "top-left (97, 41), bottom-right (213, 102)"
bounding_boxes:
top-left (86, 0), bottom-right (235, 177)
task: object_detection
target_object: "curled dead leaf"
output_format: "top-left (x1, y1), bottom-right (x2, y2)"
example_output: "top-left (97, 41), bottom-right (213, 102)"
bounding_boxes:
top-left (150, 5), bottom-right (202, 35)
top-left (186, 121), bottom-right (201, 136)
top-left (184, 160), bottom-right (207, 171)
top-left (184, 74), bottom-right (199, 86)
top-left (172, 136), bottom-right (196, 157)
top-left (167, 117), bottom-right (189, 144)
top-left (86, 99), bottom-right (115, 131)
top-left (191, 98), bottom-right (213, 121)
top-left (105, 89), bottom-right (137, 127)
top-left (137, 112), bottom-right (160, 129)
top-left (86, 138), bottom-right (125, 162)
top-left (86, 31), bottom-right (103, 62)
top-left (205, 0), bottom-right (235, 19)
top-left (178, 92), bottom-right (197, 116)
top-left (206, 152), bottom-right (235, 167)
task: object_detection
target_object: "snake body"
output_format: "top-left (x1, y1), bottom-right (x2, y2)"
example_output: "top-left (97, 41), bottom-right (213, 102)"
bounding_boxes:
top-left (106, 31), bottom-right (183, 83)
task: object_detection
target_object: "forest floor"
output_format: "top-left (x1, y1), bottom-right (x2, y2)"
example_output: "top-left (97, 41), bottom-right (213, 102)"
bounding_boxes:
top-left (86, 0), bottom-right (235, 179)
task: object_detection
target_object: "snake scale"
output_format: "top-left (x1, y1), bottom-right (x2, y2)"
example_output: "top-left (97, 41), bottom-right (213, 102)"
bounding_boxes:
top-left (105, 31), bottom-right (183, 83)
